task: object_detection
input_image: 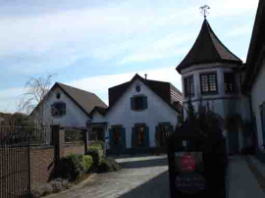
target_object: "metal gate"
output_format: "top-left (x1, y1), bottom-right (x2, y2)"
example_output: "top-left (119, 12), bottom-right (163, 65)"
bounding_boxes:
top-left (0, 126), bottom-right (31, 198)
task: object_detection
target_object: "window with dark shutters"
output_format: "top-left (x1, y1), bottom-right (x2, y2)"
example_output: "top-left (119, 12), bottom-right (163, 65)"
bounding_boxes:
top-left (51, 102), bottom-right (66, 117)
top-left (130, 95), bottom-right (148, 110)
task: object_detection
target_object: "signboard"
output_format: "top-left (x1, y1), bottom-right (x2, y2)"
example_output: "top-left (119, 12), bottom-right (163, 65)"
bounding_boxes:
top-left (175, 152), bottom-right (206, 194)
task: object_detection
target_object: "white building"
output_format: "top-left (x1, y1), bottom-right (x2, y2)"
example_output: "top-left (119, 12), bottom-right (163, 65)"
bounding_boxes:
top-left (243, 0), bottom-right (265, 151)
top-left (31, 82), bottom-right (107, 128)
top-left (89, 74), bottom-right (183, 154)
top-left (176, 19), bottom-right (252, 154)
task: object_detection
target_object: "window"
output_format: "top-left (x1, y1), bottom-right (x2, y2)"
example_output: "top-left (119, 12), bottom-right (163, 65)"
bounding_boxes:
top-left (224, 73), bottom-right (237, 93)
top-left (51, 102), bottom-right (66, 117)
top-left (56, 92), bottom-right (61, 99)
top-left (184, 76), bottom-right (194, 97)
top-left (90, 127), bottom-right (104, 141)
top-left (136, 126), bottom-right (145, 146)
top-left (112, 127), bottom-right (122, 145)
top-left (132, 124), bottom-right (149, 148)
top-left (155, 123), bottom-right (173, 147)
top-left (200, 72), bottom-right (218, 94)
top-left (131, 96), bottom-right (148, 110)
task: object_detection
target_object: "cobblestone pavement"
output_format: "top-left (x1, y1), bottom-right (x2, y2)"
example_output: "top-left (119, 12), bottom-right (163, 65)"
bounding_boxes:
top-left (228, 155), bottom-right (265, 198)
top-left (47, 155), bottom-right (169, 198)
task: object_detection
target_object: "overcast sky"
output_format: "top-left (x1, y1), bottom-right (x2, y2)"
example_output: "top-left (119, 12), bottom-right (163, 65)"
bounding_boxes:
top-left (0, 0), bottom-right (259, 113)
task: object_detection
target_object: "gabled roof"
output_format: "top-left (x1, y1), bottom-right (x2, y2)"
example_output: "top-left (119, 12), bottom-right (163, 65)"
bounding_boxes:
top-left (107, 74), bottom-right (183, 113)
top-left (31, 82), bottom-right (107, 116)
top-left (243, 0), bottom-right (265, 92)
top-left (176, 19), bottom-right (242, 72)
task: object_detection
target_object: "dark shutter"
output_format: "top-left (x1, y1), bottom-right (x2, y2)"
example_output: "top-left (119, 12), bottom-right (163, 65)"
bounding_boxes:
top-left (145, 126), bottom-right (150, 147)
top-left (121, 127), bottom-right (126, 149)
top-left (155, 126), bottom-right (159, 147)
top-left (131, 127), bottom-right (135, 148)
top-left (109, 128), bottom-right (113, 148)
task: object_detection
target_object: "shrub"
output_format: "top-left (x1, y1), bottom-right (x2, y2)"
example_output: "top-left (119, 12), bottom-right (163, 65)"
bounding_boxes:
top-left (97, 157), bottom-right (121, 173)
top-left (89, 141), bottom-right (104, 150)
top-left (86, 143), bottom-right (104, 166)
top-left (55, 154), bottom-right (94, 181)
top-left (81, 155), bottom-right (93, 172)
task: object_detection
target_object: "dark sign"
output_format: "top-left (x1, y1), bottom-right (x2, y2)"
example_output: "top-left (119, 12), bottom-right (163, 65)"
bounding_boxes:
top-left (175, 152), bottom-right (206, 194)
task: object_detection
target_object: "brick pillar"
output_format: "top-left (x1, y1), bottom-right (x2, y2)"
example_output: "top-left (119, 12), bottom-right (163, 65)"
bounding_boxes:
top-left (51, 125), bottom-right (65, 164)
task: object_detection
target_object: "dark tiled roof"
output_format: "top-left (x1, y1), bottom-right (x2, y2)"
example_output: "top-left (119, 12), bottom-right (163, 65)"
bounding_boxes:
top-left (243, 0), bottom-right (265, 92)
top-left (108, 74), bottom-right (183, 112)
top-left (56, 83), bottom-right (107, 116)
top-left (176, 19), bottom-right (242, 72)
top-left (31, 83), bottom-right (107, 117)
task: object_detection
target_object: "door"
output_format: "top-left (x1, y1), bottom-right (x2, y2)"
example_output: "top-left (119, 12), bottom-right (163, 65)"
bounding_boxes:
top-left (227, 130), bottom-right (239, 154)
top-left (109, 126), bottom-right (126, 154)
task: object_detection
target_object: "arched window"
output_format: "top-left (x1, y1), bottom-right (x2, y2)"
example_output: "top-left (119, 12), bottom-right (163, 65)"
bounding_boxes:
top-left (51, 102), bottom-right (66, 117)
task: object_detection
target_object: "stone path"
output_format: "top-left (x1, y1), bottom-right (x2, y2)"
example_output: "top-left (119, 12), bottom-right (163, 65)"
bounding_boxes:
top-left (46, 155), bottom-right (265, 198)
top-left (228, 155), bottom-right (265, 198)
top-left (47, 155), bottom-right (169, 198)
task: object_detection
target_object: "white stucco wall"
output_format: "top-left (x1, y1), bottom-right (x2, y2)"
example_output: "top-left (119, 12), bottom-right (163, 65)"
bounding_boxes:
top-left (33, 87), bottom-right (89, 128)
top-left (91, 79), bottom-right (179, 149)
top-left (251, 60), bottom-right (265, 149)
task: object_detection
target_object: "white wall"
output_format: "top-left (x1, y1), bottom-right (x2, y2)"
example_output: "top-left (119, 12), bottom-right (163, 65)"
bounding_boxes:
top-left (33, 87), bottom-right (89, 128)
top-left (251, 60), bottom-right (265, 149)
top-left (91, 79), bottom-right (179, 148)
top-left (181, 63), bottom-right (248, 119)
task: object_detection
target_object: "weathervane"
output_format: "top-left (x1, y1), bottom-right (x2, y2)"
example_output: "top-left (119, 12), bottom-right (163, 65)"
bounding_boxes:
top-left (200, 5), bottom-right (210, 19)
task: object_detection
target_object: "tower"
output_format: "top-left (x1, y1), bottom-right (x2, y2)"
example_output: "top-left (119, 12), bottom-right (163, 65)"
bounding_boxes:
top-left (176, 17), bottom-right (251, 154)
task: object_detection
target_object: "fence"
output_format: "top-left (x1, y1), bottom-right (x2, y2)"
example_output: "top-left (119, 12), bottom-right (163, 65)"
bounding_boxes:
top-left (0, 125), bottom-right (88, 196)
top-left (0, 126), bottom-right (31, 198)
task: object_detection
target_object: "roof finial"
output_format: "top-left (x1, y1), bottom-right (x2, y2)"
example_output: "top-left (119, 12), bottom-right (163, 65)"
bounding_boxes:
top-left (200, 5), bottom-right (210, 19)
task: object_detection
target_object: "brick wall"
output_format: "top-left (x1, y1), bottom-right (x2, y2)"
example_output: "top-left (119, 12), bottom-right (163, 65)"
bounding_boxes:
top-left (30, 143), bottom-right (85, 185)
top-left (30, 146), bottom-right (54, 185)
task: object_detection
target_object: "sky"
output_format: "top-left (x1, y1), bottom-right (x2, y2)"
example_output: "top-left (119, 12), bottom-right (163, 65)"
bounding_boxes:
top-left (0, 0), bottom-right (259, 113)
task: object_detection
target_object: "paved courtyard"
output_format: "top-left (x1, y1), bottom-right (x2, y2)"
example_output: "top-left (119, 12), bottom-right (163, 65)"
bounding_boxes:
top-left (47, 155), bottom-right (169, 198)
top-left (47, 155), bottom-right (265, 198)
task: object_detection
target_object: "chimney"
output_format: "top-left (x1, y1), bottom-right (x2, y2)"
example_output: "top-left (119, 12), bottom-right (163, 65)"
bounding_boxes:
top-left (144, 73), bottom-right (147, 80)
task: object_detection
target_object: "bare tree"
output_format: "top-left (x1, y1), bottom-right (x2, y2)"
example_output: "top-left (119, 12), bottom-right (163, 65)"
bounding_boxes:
top-left (19, 74), bottom-right (54, 125)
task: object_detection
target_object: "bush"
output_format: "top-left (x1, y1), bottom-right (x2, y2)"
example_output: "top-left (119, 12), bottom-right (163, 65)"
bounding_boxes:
top-left (86, 142), bottom-right (104, 166)
top-left (97, 157), bottom-right (121, 173)
top-left (55, 154), bottom-right (93, 181)
top-left (81, 155), bottom-right (93, 172)
top-left (89, 141), bottom-right (104, 150)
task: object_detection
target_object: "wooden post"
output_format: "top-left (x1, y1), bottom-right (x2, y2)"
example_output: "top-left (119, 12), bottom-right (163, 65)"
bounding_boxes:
top-left (51, 125), bottom-right (65, 164)
top-left (84, 129), bottom-right (88, 154)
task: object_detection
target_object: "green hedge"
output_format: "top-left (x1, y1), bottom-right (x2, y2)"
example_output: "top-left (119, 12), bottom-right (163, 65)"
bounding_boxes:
top-left (86, 141), bottom-right (104, 166)
top-left (55, 154), bottom-right (93, 181)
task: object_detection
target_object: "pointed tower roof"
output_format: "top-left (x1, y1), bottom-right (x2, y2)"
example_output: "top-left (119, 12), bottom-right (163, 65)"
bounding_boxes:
top-left (176, 19), bottom-right (242, 72)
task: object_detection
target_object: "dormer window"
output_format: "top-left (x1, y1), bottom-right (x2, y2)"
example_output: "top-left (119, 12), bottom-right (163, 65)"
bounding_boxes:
top-left (200, 72), bottom-right (218, 95)
top-left (184, 75), bottom-right (194, 97)
top-left (224, 72), bottom-right (237, 93)
top-left (131, 95), bottom-right (148, 110)
top-left (51, 102), bottom-right (66, 117)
